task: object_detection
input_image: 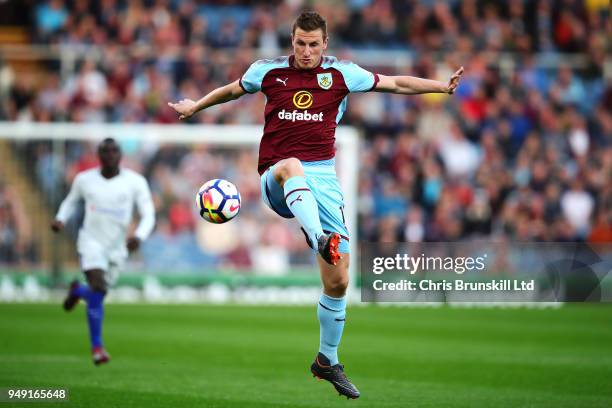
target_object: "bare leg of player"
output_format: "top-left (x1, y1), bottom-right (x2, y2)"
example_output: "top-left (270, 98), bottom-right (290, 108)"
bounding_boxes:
top-left (317, 254), bottom-right (349, 298)
top-left (272, 157), bottom-right (305, 186)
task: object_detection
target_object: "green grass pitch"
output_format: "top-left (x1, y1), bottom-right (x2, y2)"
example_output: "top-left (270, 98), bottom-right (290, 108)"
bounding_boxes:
top-left (1, 303), bottom-right (611, 407)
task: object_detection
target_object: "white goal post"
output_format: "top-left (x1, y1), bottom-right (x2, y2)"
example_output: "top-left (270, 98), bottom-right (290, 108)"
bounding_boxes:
top-left (0, 121), bottom-right (361, 294)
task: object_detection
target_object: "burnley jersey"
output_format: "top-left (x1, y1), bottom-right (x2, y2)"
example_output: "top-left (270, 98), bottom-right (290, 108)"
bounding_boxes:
top-left (239, 55), bottom-right (379, 174)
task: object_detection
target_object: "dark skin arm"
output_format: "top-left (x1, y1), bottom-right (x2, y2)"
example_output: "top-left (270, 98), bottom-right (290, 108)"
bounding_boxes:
top-left (50, 220), bottom-right (64, 232)
top-left (126, 237), bottom-right (140, 253)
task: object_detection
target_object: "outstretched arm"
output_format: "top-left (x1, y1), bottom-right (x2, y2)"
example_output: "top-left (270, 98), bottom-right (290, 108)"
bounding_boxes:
top-left (167, 80), bottom-right (246, 120)
top-left (374, 66), bottom-right (464, 95)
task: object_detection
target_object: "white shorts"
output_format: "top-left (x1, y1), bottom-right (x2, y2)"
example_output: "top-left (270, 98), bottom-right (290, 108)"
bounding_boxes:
top-left (77, 237), bottom-right (126, 287)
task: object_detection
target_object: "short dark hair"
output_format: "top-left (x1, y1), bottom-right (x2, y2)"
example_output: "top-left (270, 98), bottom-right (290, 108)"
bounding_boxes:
top-left (98, 137), bottom-right (119, 151)
top-left (99, 137), bottom-right (117, 146)
top-left (292, 10), bottom-right (327, 38)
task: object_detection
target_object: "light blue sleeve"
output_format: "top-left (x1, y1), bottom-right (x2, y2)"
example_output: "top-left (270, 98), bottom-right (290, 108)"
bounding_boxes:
top-left (333, 60), bottom-right (378, 93)
top-left (240, 57), bottom-right (289, 93)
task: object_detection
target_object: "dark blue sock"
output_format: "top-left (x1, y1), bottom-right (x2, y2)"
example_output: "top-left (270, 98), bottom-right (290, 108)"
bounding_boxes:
top-left (74, 284), bottom-right (91, 301)
top-left (86, 291), bottom-right (105, 348)
top-left (74, 283), bottom-right (106, 348)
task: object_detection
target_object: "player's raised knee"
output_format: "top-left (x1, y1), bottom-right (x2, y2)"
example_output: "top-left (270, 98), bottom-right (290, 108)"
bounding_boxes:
top-left (325, 275), bottom-right (349, 296)
top-left (273, 157), bottom-right (304, 185)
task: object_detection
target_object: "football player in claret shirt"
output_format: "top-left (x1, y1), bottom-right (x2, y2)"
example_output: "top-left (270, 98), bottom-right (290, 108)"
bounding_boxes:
top-left (169, 11), bottom-right (463, 399)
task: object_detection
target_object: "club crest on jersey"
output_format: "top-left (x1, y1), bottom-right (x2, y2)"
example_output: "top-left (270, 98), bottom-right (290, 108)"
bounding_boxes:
top-left (317, 73), bottom-right (333, 90)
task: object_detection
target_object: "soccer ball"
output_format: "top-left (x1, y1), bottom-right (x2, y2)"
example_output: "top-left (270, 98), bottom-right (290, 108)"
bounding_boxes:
top-left (195, 179), bottom-right (241, 224)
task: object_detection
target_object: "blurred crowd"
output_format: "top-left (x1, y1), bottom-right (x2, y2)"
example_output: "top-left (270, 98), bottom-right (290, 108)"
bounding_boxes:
top-left (26, 0), bottom-right (612, 53)
top-left (0, 0), bottom-right (611, 270)
top-left (0, 179), bottom-right (37, 265)
top-left (4, 0), bottom-right (609, 123)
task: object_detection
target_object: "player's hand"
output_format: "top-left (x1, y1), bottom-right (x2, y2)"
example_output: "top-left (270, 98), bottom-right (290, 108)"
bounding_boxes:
top-left (50, 220), bottom-right (64, 233)
top-left (126, 237), bottom-right (141, 253)
top-left (446, 66), bottom-right (464, 95)
top-left (167, 99), bottom-right (197, 120)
